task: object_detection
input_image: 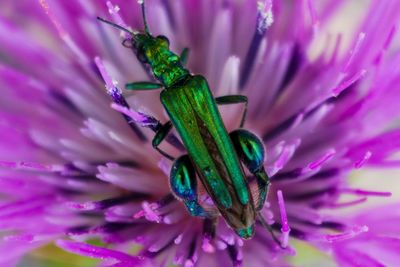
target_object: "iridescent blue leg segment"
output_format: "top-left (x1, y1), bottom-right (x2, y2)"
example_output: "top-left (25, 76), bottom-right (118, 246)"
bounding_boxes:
top-left (230, 129), bottom-right (270, 211)
top-left (215, 95), bottom-right (248, 127)
top-left (170, 155), bottom-right (209, 217)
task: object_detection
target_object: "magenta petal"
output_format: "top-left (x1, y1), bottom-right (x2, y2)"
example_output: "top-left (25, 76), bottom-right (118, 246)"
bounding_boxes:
top-left (56, 240), bottom-right (143, 264)
top-left (277, 190), bottom-right (290, 248)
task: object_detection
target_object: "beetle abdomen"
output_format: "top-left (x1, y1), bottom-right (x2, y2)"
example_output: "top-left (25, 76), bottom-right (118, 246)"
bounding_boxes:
top-left (160, 75), bottom-right (256, 237)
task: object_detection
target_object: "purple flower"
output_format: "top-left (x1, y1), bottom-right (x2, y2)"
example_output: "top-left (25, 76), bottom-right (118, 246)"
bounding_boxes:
top-left (0, 0), bottom-right (400, 266)
top-left (329, 203), bottom-right (400, 266)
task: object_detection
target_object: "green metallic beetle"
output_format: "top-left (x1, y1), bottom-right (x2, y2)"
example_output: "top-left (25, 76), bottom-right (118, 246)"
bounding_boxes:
top-left (98, 1), bottom-right (274, 240)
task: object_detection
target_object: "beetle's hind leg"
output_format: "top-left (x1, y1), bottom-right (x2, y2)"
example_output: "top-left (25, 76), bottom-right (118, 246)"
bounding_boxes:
top-left (230, 129), bottom-right (270, 211)
top-left (170, 155), bottom-right (214, 218)
top-left (258, 213), bottom-right (286, 249)
top-left (230, 130), bottom-right (286, 248)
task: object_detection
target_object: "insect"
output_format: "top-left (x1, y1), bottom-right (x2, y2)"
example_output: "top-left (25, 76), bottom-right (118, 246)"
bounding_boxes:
top-left (98, 0), bottom-right (279, 242)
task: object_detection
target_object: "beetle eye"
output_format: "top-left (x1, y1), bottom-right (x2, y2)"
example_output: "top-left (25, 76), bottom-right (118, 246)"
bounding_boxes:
top-left (136, 48), bottom-right (148, 63)
top-left (157, 35), bottom-right (170, 47)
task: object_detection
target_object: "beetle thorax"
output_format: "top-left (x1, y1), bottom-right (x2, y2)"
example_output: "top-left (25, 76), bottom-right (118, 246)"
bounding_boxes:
top-left (135, 34), bottom-right (189, 87)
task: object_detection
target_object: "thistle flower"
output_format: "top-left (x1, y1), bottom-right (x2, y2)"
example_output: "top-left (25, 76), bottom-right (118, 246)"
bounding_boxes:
top-left (1, 0), bottom-right (400, 266)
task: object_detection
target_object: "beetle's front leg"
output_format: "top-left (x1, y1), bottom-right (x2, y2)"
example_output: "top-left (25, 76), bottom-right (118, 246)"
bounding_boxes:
top-left (125, 81), bottom-right (162, 90)
top-left (230, 129), bottom-right (270, 211)
top-left (170, 155), bottom-right (211, 217)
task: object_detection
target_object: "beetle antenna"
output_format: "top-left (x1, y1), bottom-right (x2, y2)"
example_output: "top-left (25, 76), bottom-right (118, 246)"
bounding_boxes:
top-left (257, 213), bottom-right (285, 249)
top-left (139, 0), bottom-right (151, 35)
top-left (97, 16), bottom-right (134, 35)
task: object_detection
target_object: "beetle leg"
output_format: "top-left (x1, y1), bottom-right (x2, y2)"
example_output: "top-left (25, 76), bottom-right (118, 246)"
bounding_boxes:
top-left (125, 81), bottom-right (162, 90)
top-left (215, 95), bottom-right (248, 127)
top-left (230, 129), bottom-right (270, 211)
top-left (152, 121), bottom-right (175, 161)
top-left (258, 213), bottom-right (286, 249)
top-left (170, 155), bottom-right (210, 217)
top-left (180, 47), bottom-right (189, 66)
top-left (231, 130), bottom-right (285, 247)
